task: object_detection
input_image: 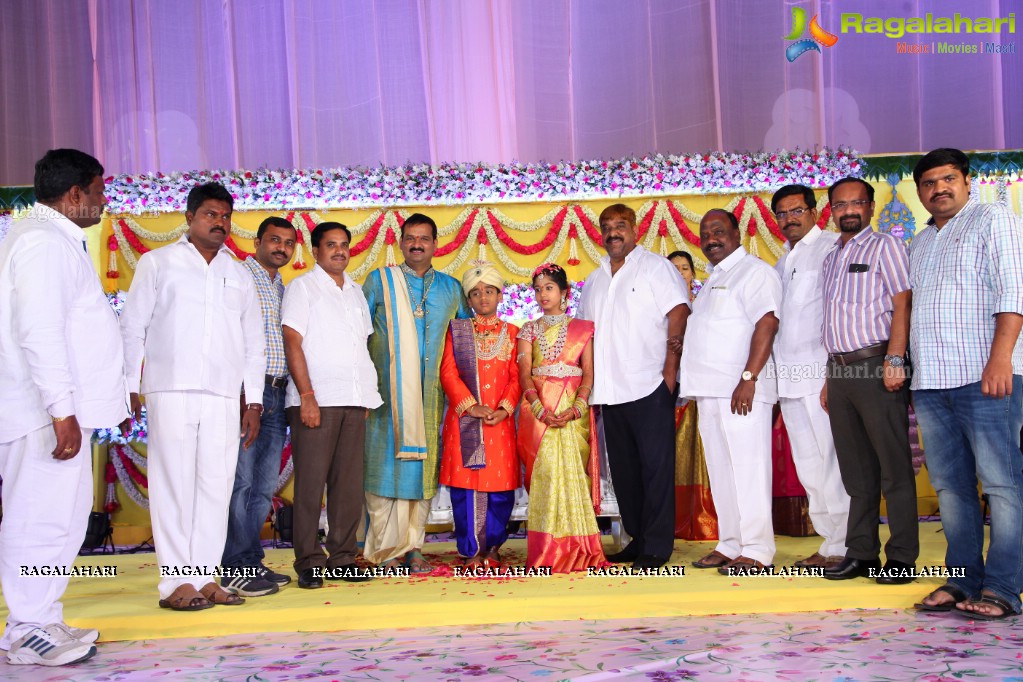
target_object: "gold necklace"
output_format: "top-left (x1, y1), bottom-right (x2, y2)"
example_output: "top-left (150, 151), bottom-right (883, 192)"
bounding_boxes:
top-left (400, 263), bottom-right (435, 318)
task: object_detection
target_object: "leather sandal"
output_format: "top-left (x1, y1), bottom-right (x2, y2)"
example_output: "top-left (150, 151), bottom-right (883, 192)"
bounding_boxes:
top-left (914, 584), bottom-right (969, 612)
top-left (955, 592), bottom-right (1018, 621)
top-left (692, 550), bottom-right (732, 569)
top-left (200, 582), bottom-right (245, 606)
top-left (404, 550), bottom-right (433, 575)
top-left (718, 556), bottom-right (772, 575)
top-left (482, 548), bottom-right (506, 571)
top-left (158, 585), bottom-right (213, 611)
top-left (794, 552), bottom-right (826, 568)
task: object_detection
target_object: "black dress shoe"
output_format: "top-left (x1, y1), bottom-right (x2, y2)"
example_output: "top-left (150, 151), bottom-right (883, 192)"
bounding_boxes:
top-left (605, 543), bottom-right (641, 563)
top-left (632, 555), bottom-right (669, 570)
top-left (325, 563), bottom-right (372, 583)
top-left (297, 567), bottom-right (323, 589)
top-left (875, 560), bottom-right (916, 585)
top-left (823, 557), bottom-right (881, 580)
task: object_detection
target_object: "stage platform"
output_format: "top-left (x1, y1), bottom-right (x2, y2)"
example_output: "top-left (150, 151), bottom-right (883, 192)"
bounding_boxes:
top-left (1, 523), bottom-right (953, 643)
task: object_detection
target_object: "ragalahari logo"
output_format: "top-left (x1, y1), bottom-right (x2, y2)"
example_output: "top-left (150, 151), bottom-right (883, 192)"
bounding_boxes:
top-left (784, 7), bottom-right (839, 61)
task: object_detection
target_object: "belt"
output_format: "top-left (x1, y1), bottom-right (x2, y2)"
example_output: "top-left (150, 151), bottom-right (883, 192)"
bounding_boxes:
top-left (828, 342), bottom-right (888, 367)
top-left (265, 374), bottom-right (289, 389)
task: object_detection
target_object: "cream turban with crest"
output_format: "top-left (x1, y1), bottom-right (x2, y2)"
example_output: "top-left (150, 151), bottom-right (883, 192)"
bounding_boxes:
top-left (461, 260), bottom-right (505, 295)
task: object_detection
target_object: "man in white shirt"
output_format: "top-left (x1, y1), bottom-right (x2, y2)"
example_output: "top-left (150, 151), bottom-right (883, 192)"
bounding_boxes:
top-left (771, 184), bottom-right (850, 570)
top-left (120, 182), bottom-right (265, 611)
top-left (283, 222), bottom-right (383, 589)
top-left (679, 209), bottom-right (782, 575)
top-left (578, 204), bottom-right (689, 570)
top-left (0, 149), bottom-right (129, 666)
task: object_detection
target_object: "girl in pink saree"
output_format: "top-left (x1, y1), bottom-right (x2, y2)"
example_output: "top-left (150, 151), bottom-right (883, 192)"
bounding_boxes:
top-left (516, 264), bottom-right (604, 572)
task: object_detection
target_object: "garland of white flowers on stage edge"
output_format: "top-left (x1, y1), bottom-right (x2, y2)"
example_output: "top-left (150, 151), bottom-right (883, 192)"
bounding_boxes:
top-left (107, 196), bottom-right (836, 281)
top-left (102, 149), bottom-right (862, 213)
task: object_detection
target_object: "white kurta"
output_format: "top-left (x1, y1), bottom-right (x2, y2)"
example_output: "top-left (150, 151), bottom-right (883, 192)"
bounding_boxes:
top-left (681, 246), bottom-right (782, 565)
top-left (120, 237), bottom-right (265, 599)
top-left (0, 205), bottom-right (128, 646)
top-left (775, 227), bottom-right (849, 558)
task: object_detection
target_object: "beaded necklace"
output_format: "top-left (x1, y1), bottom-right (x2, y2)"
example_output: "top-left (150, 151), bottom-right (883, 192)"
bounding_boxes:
top-left (473, 315), bottom-right (507, 361)
top-left (536, 314), bottom-right (569, 363)
top-left (399, 262), bottom-right (435, 318)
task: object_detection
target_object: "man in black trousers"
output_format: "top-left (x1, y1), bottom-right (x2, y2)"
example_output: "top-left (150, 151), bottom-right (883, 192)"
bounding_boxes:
top-left (820, 177), bottom-right (918, 584)
top-left (577, 204), bottom-right (689, 569)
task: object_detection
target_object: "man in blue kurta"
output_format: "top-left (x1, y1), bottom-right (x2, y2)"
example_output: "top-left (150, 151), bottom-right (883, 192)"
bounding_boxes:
top-left (363, 213), bottom-right (471, 572)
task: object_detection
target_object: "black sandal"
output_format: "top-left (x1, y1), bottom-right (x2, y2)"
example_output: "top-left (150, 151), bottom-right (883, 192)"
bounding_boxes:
top-left (914, 584), bottom-right (969, 612)
top-left (955, 592), bottom-right (1018, 621)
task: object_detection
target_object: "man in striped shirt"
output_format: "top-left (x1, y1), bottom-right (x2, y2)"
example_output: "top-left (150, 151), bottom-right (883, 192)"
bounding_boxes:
top-left (819, 177), bottom-right (918, 584)
top-left (910, 148), bottom-right (1023, 620)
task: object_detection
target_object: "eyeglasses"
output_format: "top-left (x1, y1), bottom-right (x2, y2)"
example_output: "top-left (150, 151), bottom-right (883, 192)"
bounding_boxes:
top-left (774, 207), bottom-right (811, 221)
top-left (830, 199), bottom-right (871, 211)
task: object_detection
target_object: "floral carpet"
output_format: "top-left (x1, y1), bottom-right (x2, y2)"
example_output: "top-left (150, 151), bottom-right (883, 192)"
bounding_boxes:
top-left (3, 608), bottom-right (1021, 681)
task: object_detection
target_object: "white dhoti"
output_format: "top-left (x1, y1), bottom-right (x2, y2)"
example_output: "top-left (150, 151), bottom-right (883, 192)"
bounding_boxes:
top-left (697, 397), bottom-right (775, 565)
top-left (0, 425), bottom-right (92, 648)
top-left (146, 391), bottom-right (239, 600)
top-left (363, 493), bottom-right (432, 564)
top-left (780, 395), bottom-right (849, 558)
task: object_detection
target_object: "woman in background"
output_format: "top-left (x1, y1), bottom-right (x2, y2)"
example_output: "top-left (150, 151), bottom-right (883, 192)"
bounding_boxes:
top-left (666, 251), bottom-right (717, 541)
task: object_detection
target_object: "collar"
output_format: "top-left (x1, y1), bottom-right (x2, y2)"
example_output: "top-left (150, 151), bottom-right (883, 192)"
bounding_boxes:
top-left (790, 225), bottom-right (824, 251)
top-left (474, 314), bottom-right (500, 328)
top-left (29, 204), bottom-right (87, 246)
top-left (312, 263), bottom-right (352, 289)
top-left (243, 255), bottom-right (283, 286)
top-left (601, 244), bottom-right (646, 270)
top-left (175, 233), bottom-right (234, 258)
top-left (707, 245), bottom-right (747, 274)
top-left (400, 262), bottom-right (434, 279)
top-left (839, 226), bottom-right (876, 248)
top-left (925, 197), bottom-right (976, 229)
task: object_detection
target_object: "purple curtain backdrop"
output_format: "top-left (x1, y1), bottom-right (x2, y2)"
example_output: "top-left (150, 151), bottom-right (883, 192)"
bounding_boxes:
top-left (1, 0), bottom-right (1018, 183)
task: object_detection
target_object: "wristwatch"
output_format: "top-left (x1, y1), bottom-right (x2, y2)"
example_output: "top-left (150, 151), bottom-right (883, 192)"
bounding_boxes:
top-left (741, 370), bottom-right (758, 382)
top-left (884, 354), bottom-right (905, 368)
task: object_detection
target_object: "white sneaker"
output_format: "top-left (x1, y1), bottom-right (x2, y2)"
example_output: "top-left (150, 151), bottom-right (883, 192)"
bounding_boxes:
top-left (7, 624), bottom-right (96, 666)
top-left (54, 622), bottom-right (100, 644)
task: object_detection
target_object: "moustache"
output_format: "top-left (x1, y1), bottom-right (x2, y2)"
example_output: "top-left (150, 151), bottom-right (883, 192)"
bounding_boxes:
top-left (210, 227), bottom-right (226, 233)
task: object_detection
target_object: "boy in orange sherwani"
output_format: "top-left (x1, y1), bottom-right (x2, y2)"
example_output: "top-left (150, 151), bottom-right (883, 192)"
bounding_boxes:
top-left (439, 261), bottom-right (521, 569)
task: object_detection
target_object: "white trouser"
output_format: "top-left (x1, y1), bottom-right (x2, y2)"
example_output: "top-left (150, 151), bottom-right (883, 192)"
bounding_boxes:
top-left (780, 395), bottom-right (850, 557)
top-left (697, 397), bottom-right (775, 565)
top-left (146, 391), bottom-right (239, 599)
top-left (363, 493), bottom-right (432, 564)
top-left (0, 425), bottom-right (92, 647)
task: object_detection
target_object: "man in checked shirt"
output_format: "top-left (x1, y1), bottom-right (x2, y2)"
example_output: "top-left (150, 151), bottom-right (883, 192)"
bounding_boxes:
top-left (910, 149), bottom-right (1023, 621)
top-left (221, 217), bottom-right (298, 597)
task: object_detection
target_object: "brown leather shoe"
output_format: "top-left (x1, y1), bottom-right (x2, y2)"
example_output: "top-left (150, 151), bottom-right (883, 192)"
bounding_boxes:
top-left (718, 556), bottom-right (771, 575)
top-left (794, 552), bottom-right (826, 568)
top-left (823, 555), bottom-right (846, 569)
top-left (692, 550), bottom-right (732, 569)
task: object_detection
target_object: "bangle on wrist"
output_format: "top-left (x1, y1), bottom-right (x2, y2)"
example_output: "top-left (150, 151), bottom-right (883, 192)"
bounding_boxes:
top-left (51, 414), bottom-right (71, 423)
top-left (300, 391), bottom-right (315, 398)
top-left (246, 403), bottom-right (263, 413)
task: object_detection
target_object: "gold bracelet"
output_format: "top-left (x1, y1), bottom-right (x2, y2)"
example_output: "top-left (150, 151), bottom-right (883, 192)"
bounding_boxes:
top-left (51, 415), bottom-right (71, 423)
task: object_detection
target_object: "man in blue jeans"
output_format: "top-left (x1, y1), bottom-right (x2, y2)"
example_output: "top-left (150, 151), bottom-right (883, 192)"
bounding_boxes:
top-left (910, 148), bottom-right (1023, 620)
top-left (221, 217), bottom-right (298, 596)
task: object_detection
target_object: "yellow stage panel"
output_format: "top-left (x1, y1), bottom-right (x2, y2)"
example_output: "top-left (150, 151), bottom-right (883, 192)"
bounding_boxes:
top-left (0, 523), bottom-right (955, 643)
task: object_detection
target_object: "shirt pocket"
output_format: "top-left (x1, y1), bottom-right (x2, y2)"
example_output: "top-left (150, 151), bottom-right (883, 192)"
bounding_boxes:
top-left (837, 268), bottom-right (875, 304)
top-left (790, 270), bottom-right (820, 306)
top-left (222, 277), bottom-right (245, 311)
